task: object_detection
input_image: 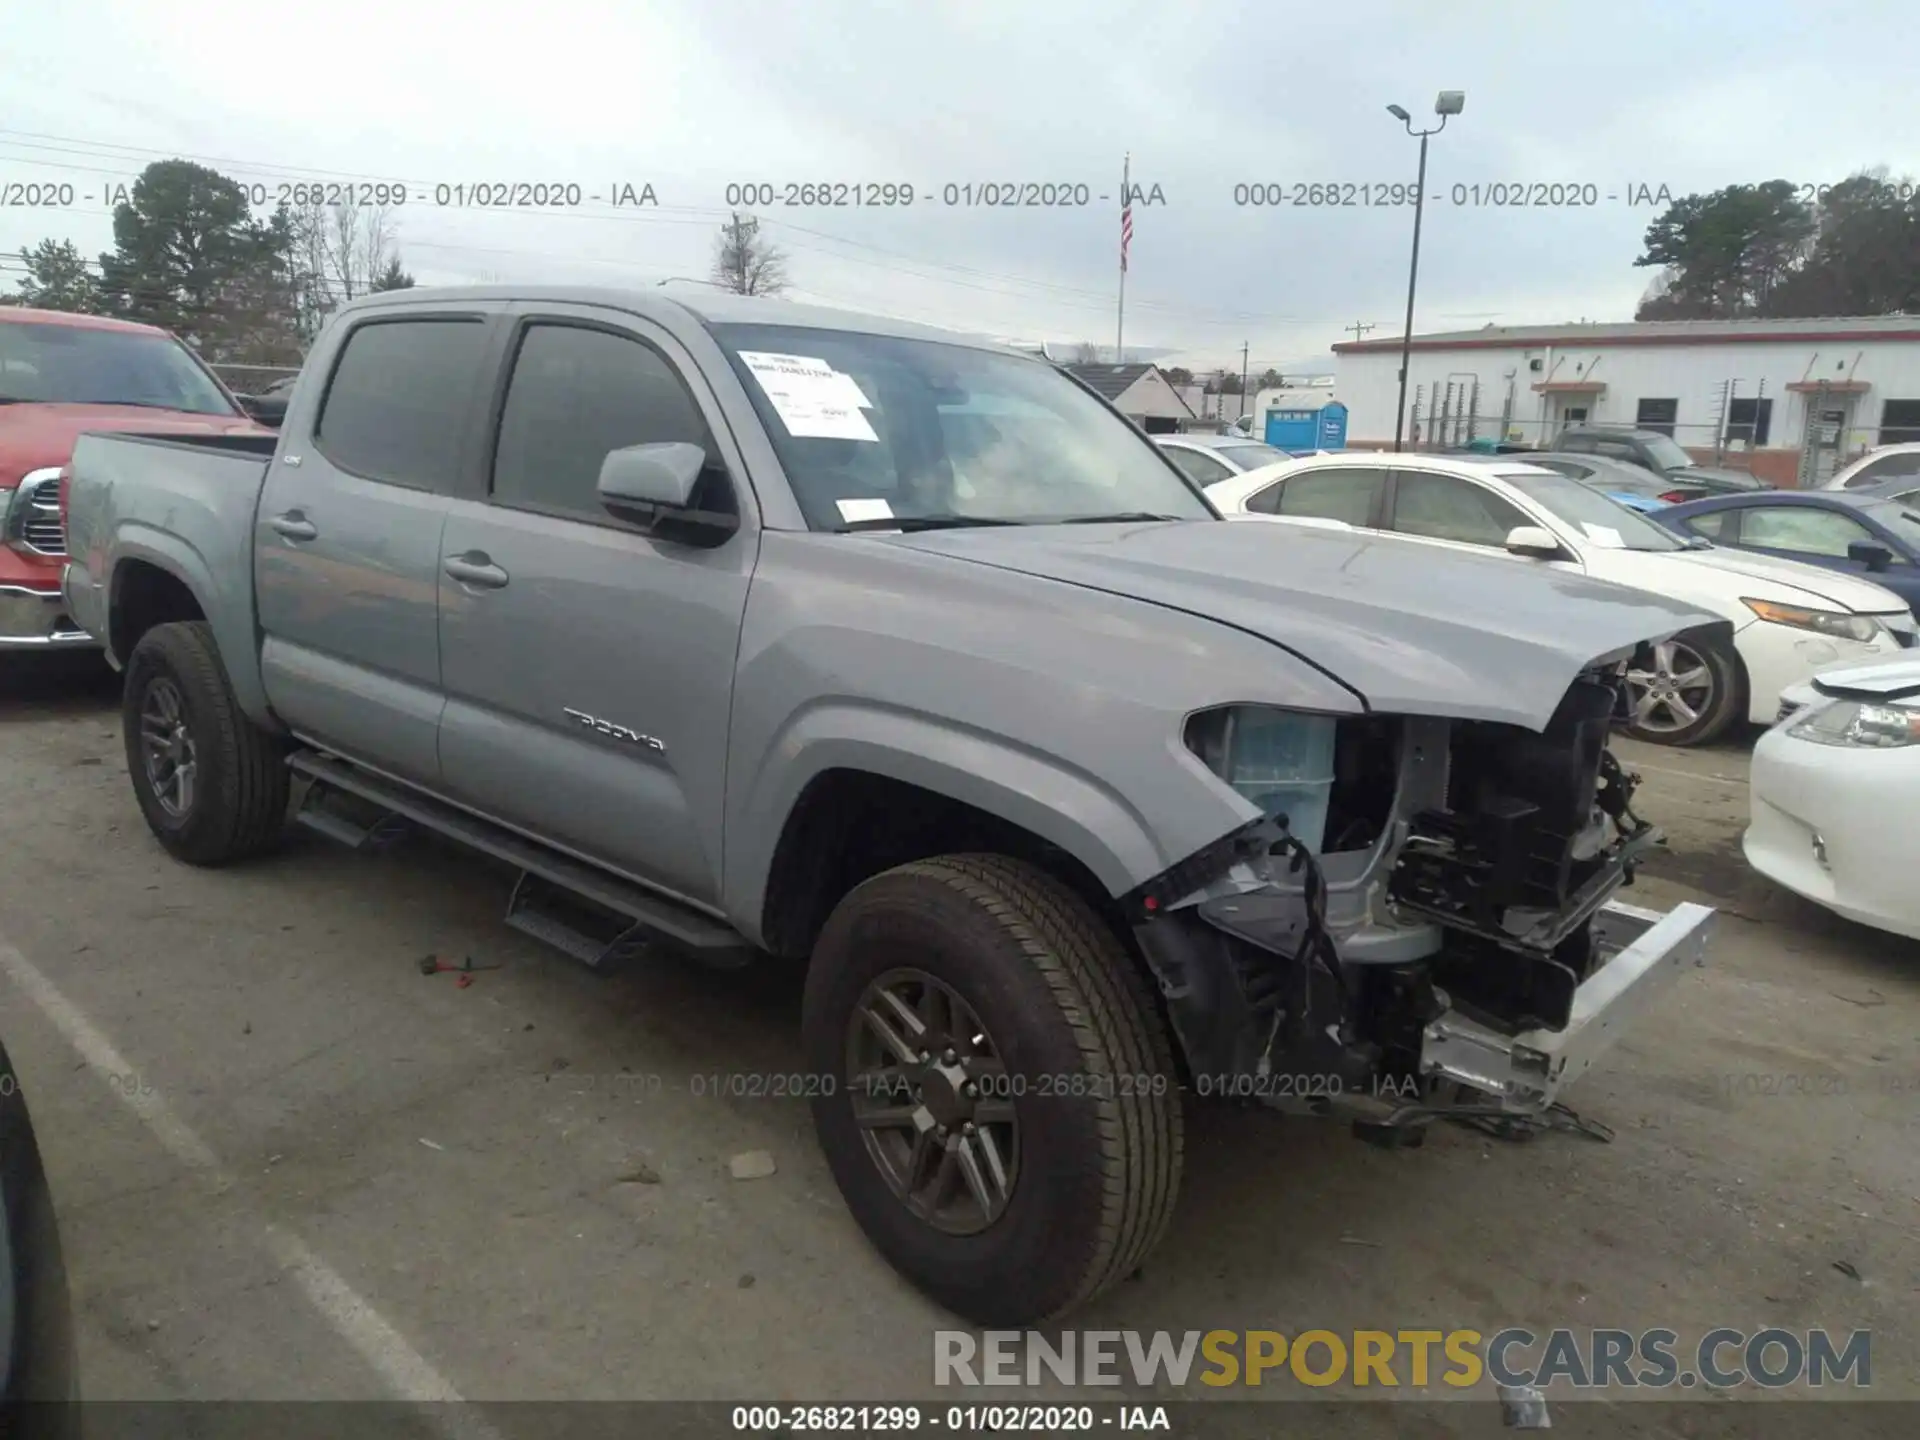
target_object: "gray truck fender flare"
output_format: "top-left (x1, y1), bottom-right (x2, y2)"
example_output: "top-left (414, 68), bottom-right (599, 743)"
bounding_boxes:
top-left (726, 706), bottom-right (1170, 931)
top-left (107, 528), bottom-right (273, 723)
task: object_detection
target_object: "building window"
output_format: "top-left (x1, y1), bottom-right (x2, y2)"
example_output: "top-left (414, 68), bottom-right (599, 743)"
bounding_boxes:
top-left (1726, 397), bottom-right (1773, 447)
top-left (1636, 398), bottom-right (1678, 436)
top-left (1880, 399), bottom-right (1920, 446)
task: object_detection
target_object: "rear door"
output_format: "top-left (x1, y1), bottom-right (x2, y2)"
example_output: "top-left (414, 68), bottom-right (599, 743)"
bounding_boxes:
top-left (254, 306), bottom-right (501, 784)
top-left (1244, 465), bottom-right (1388, 525)
top-left (434, 304), bottom-right (758, 905)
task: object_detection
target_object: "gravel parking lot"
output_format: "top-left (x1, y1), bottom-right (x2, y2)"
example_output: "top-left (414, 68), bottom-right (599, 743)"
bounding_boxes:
top-left (2, 654), bottom-right (1914, 1428)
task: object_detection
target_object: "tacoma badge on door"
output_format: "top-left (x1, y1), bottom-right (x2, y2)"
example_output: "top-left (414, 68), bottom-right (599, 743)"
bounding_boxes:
top-left (563, 707), bottom-right (665, 752)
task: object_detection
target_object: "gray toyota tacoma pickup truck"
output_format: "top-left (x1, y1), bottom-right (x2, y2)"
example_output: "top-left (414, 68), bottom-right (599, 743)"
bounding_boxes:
top-left (62, 287), bottom-right (1717, 1325)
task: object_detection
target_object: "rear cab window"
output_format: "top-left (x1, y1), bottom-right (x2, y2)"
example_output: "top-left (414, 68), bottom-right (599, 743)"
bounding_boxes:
top-left (314, 318), bottom-right (491, 489)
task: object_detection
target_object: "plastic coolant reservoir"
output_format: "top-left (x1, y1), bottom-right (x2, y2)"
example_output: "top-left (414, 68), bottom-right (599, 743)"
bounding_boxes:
top-left (1226, 709), bottom-right (1337, 853)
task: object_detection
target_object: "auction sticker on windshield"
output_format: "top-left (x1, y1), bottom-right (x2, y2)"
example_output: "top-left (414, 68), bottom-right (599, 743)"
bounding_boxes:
top-left (1581, 523), bottom-right (1625, 547)
top-left (738, 351), bottom-right (879, 441)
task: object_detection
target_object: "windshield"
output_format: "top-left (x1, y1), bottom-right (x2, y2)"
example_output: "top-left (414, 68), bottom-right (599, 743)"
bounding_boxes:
top-left (712, 324), bottom-right (1215, 529)
top-left (1641, 434), bottom-right (1697, 470)
top-left (0, 321), bottom-right (237, 416)
top-left (1504, 469), bottom-right (1686, 551)
top-left (1220, 442), bottom-right (1289, 468)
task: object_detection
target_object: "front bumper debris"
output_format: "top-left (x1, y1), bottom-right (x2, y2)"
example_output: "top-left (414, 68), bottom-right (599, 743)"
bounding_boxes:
top-left (0, 585), bottom-right (96, 651)
top-left (1416, 899), bottom-right (1714, 1114)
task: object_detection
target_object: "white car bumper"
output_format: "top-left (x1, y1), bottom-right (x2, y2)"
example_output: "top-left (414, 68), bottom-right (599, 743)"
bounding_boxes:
top-left (1736, 616), bottom-right (1912, 725)
top-left (1745, 719), bottom-right (1920, 939)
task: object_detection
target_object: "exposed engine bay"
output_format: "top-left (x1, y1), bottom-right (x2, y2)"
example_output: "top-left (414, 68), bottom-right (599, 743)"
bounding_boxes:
top-left (1126, 657), bottom-right (1704, 1130)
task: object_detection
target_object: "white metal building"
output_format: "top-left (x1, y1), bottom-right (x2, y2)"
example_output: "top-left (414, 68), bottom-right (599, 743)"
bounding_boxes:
top-left (1332, 316), bottom-right (1920, 486)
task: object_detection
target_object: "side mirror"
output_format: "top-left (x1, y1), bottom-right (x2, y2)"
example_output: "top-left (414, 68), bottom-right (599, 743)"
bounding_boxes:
top-left (1505, 524), bottom-right (1565, 560)
top-left (596, 442), bottom-right (737, 546)
top-left (236, 394), bottom-right (284, 426)
top-left (1848, 540), bottom-right (1895, 572)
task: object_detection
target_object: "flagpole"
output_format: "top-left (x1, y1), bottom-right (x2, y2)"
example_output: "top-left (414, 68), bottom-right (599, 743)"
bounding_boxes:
top-left (1116, 152), bottom-right (1129, 362)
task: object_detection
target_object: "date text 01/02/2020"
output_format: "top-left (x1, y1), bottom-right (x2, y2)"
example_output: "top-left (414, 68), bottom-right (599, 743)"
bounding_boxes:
top-left (720, 181), bottom-right (1168, 208)
top-left (3, 179), bottom-right (664, 210)
top-left (1230, 181), bottom-right (1682, 208)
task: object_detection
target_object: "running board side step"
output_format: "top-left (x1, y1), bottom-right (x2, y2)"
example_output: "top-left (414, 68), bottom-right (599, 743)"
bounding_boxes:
top-left (289, 751), bottom-right (755, 970)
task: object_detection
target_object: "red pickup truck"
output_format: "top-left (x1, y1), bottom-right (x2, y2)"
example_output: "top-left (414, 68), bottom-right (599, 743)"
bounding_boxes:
top-left (1, 307), bottom-right (267, 651)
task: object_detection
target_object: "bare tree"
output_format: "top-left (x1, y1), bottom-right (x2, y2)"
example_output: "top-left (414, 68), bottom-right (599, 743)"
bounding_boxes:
top-left (711, 212), bottom-right (789, 296)
top-left (1073, 341), bottom-right (1101, 364)
top-left (287, 198), bottom-right (403, 339)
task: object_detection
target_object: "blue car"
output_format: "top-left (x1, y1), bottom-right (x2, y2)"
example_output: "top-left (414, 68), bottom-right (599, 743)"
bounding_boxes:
top-left (1654, 484), bottom-right (1920, 615)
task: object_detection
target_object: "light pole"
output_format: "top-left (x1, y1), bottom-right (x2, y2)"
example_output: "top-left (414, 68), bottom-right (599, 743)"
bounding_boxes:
top-left (1387, 90), bottom-right (1465, 453)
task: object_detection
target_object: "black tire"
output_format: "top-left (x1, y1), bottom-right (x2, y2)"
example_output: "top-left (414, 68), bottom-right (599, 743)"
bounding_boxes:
top-left (1623, 627), bottom-right (1745, 747)
top-left (122, 621), bottom-right (289, 865)
top-left (803, 853), bottom-right (1184, 1325)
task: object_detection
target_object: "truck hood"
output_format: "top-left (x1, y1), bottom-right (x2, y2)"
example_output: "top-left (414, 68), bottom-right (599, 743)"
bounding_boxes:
top-left (886, 519), bottom-right (1718, 730)
top-left (0, 404), bottom-right (266, 484)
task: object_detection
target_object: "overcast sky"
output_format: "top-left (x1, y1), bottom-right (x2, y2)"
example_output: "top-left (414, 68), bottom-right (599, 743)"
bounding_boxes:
top-left (5, 0), bottom-right (1917, 374)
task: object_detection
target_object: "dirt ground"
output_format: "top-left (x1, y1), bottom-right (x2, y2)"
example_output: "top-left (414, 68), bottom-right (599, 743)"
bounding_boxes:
top-left (1, 653), bottom-right (1914, 1435)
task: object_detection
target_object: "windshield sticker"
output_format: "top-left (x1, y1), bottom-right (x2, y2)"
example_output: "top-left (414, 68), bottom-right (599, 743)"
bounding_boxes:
top-left (739, 351), bottom-right (879, 440)
top-left (1581, 523), bottom-right (1625, 547)
top-left (834, 497), bottom-right (895, 524)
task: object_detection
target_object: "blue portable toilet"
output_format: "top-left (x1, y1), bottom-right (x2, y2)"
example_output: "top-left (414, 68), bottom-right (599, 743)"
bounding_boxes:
top-left (1264, 401), bottom-right (1347, 454)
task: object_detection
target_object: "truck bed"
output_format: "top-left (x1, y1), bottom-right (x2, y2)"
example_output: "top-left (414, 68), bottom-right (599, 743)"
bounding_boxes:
top-left (62, 429), bottom-right (279, 718)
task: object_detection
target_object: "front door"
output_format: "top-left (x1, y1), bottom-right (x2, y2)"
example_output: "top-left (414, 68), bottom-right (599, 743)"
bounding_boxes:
top-left (434, 307), bottom-right (758, 906)
top-left (254, 309), bottom-right (500, 785)
top-left (1798, 398), bottom-right (1858, 486)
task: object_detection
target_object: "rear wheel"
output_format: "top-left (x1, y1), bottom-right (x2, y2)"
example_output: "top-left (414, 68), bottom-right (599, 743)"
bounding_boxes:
top-left (803, 854), bottom-right (1184, 1325)
top-left (123, 621), bottom-right (290, 865)
top-left (1624, 629), bottom-right (1744, 747)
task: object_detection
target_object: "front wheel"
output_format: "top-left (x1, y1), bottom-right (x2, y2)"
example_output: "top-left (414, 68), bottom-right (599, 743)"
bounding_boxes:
top-left (803, 854), bottom-right (1184, 1325)
top-left (1623, 629), bottom-right (1744, 747)
top-left (122, 621), bottom-right (290, 865)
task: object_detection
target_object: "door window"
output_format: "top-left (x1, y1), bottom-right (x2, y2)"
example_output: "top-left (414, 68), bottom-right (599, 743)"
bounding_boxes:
top-left (1842, 450), bottom-right (1920, 489)
top-left (1266, 467), bottom-right (1384, 524)
top-left (1389, 470), bottom-right (1530, 548)
top-left (1738, 506), bottom-right (1876, 558)
top-left (314, 319), bottom-right (491, 489)
top-left (1163, 447), bottom-right (1234, 485)
top-left (491, 323), bottom-right (723, 521)
top-left (1681, 509), bottom-right (1738, 541)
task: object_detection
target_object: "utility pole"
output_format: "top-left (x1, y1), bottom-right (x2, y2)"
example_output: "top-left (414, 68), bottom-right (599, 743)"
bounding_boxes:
top-left (1345, 321), bottom-right (1376, 344)
top-left (1240, 341), bottom-right (1250, 423)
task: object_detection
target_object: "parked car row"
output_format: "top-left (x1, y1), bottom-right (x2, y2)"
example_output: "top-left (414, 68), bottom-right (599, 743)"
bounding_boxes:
top-left (1200, 452), bottom-right (1917, 747)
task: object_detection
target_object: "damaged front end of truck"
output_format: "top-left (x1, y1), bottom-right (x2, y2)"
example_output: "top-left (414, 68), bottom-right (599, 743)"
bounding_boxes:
top-left (1125, 647), bottom-right (1717, 1137)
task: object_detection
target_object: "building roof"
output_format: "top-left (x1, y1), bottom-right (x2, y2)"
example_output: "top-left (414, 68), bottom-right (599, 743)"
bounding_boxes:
top-left (1335, 314), bottom-right (1920, 355)
top-left (1064, 362), bottom-right (1157, 400)
top-left (0, 305), bottom-right (166, 334)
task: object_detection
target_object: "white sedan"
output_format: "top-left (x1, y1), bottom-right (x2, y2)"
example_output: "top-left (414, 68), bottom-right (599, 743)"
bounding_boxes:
top-left (1819, 440), bottom-right (1920, 492)
top-left (1206, 453), bottom-right (1918, 746)
top-left (1749, 658), bottom-right (1920, 938)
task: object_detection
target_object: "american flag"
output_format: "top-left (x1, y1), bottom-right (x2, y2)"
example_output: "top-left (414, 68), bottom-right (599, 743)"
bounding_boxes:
top-left (1119, 165), bottom-right (1133, 273)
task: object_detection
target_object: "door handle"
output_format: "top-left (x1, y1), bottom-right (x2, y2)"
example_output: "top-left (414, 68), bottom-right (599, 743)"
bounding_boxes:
top-left (443, 553), bottom-right (509, 589)
top-left (269, 512), bottom-right (318, 541)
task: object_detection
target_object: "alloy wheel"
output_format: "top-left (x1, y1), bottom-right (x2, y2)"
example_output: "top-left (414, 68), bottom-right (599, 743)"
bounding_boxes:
top-left (845, 968), bottom-right (1020, 1236)
top-left (138, 676), bottom-right (198, 818)
top-left (1625, 638), bottom-right (1716, 735)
